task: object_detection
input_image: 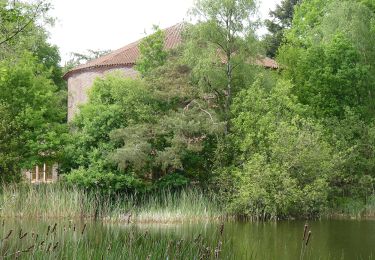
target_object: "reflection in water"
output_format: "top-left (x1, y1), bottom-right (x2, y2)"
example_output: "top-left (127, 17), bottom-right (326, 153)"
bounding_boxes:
top-left (1, 219), bottom-right (374, 259)
top-left (116, 220), bottom-right (375, 259)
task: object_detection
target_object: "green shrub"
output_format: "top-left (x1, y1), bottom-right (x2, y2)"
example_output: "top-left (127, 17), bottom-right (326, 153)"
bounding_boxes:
top-left (153, 172), bottom-right (190, 190)
top-left (63, 167), bottom-right (145, 193)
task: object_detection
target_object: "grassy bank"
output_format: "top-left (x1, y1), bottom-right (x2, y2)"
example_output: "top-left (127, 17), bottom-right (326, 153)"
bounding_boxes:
top-left (0, 184), bottom-right (223, 223)
top-left (327, 196), bottom-right (375, 219)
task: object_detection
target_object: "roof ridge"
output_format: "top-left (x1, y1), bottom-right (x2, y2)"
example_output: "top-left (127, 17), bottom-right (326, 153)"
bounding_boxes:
top-left (64, 22), bottom-right (185, 79)
top-left (63, 22), bottom-right (277, 79)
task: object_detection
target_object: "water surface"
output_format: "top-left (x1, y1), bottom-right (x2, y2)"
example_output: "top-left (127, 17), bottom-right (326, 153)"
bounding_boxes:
top-left (1, 219), bottom-right (374, 259)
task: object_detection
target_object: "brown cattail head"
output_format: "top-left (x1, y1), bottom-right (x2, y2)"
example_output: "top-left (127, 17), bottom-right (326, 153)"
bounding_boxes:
top-left (52, 242), bottom-right (59, 251)
top-left (219, 223), bottom-right (224, 236)
top-left (46, 242), bottom-right (52, 252)
top-left (3, 229), bottom-right (13, 240)
top-left (22, 245), bottom-right (35, 253)
top-left (305, 231), bottom-right (312, 246)
top-left (51, 223), bottom-right (57, 233)
top-left (19, 232), bottom-right (28, 240)
top-left (46, 225), bottom-right (51, 236)
top-left (81, 223), bottom-right (87, 235)
top-left (303, 224), bottom-right (308, 241)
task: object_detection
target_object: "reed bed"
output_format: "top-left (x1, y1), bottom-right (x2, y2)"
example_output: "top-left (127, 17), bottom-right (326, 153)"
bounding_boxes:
top-left (0, 184), bottom-right (224, 223)
top-left (328, 195), bottom-right (375, 219)
top-left (0, 219), bottom-right (235, 259)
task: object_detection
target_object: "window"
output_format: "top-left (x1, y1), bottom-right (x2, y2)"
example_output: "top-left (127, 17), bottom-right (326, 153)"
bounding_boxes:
top-left (30, 163), bottom-right (54, 183)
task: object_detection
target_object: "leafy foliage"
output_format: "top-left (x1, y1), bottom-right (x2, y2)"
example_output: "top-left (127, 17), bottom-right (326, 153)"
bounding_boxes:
top-left (0, 53), bottom-right (67, 182)
top-left (188, 0), bottom-right (259, 133)
top-left (136, 26), bottom-right (168, 76)
top-left (111, 52), bottom-right (223, 183)
top-left (63, 75), bottom-right (153, 190)
top-left (275, 0), bottom-right (375, 214)
top-left (263, 0), bottom-right (301, 58)
top-left (229, 77), bottom-right (333, 218)
top-left (0, 0), bottom-right (371, 220)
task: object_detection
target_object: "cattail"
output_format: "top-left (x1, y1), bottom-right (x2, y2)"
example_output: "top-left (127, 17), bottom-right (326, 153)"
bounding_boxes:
top-left (46, 242), bottom-right (52, 252)
top-left (81, 223), bottom-right (87, 235)
top-left (3, 229), bottom-right (13, 240)
top-left (219, 223), bottom-right (224, 236)
top-left (73, 224), bottom-right (76, 231)
top-left (18, 229), bottom-right (23, 238)
top-left (52, 242), bottom-right (59, 251)
top-left (22, 245), bottom-right (35, 253)
top-left (302, 224), bottom-right (308, 241)
top-left (194, 234), bottom-right (202, 243)
top-left (19, 232), bottom-right (28, 240)
top-left (51, 223), bottom-right (57, 233)
top-left (305, 231), bottom-right (312, 246)
top-left (46, 225), bottom-right (51, 236)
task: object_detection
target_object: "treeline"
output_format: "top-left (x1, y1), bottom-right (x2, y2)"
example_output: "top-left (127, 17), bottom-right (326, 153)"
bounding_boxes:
top-left (1, 0), bottom-right (375, 219)
top-left (0, 0), bottom-right (67, 183)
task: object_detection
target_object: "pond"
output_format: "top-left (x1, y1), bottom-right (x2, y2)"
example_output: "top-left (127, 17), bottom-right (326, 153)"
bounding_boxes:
top-left (0, 219), bottom-right (374, 259)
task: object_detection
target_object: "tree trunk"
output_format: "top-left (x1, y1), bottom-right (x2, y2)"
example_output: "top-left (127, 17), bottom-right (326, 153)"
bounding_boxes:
top-left (224, 54), bottom-right (232, 135)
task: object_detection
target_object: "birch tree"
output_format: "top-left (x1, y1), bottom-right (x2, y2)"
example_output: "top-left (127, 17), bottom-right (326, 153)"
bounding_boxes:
top-left (188, 0), bottom-right (258, 134)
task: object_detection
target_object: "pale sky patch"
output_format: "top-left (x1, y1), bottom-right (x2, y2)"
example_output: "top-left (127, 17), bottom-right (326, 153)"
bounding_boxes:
top-left (47, 0), bottom-right (280, 63)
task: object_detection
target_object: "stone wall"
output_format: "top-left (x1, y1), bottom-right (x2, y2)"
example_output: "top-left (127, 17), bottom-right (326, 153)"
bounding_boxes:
top-left (67, 66), bottom-right (138, 121)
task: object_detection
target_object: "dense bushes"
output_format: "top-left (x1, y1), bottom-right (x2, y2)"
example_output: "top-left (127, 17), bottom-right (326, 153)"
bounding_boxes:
top-left (0, 54), bottom-right (67, 182)
top-left (61, 0), bottom-right (375, 219)
top-left (64, 55), bottom-right (221, 192)
top-left (227, 78), bottom-right (333, 219)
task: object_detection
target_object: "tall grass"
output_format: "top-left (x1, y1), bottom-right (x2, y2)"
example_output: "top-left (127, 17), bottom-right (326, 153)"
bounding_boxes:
top-left (0, 184), bottom-right (223, 223)
top-left (328, 195), bottom-right (375, 219)
top-left (0, 219), bottom-right (235, 259)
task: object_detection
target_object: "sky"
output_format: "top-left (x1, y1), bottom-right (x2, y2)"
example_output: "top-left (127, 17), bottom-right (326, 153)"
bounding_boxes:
top-left (47, 0), bottom-right (281, 64)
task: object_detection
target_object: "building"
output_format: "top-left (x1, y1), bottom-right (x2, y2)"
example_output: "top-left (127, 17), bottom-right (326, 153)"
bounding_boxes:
top-left (63, 23), bottom-right (278, 122)
top-left (24, 23), bottom-right (277, 183)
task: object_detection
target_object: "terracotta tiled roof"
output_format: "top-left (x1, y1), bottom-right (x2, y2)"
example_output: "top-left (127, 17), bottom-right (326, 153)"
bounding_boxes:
top-left (64, 23), bottom-right (277, 79)
top-left (64, 23), bottom-right (184, 79)
top-left (255, 57), bottom-right (279, 69)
